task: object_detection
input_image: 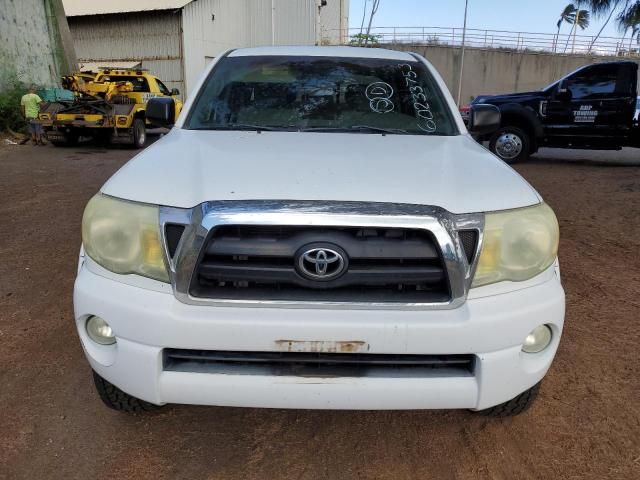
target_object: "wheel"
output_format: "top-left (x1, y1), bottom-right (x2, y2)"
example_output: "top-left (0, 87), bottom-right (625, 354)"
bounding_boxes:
top-left (489, 126), bottom-right (530, 164)
top-left (92, 370), bottom-right (161, 413)
top-left (132, 118), bottom-right (146, 148)
top-left (474, 382), bottom-right (541, 417)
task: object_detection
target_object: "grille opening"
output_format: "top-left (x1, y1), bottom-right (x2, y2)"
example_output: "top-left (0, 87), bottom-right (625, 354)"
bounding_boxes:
top-left (458, 229), bottom-right (479, 265)
top-left (163, 349), bottom-right (475, 377)
top-left (165, 224), bottom-right (186, 258)
top-left (189, 225), bottom-right (451, 303)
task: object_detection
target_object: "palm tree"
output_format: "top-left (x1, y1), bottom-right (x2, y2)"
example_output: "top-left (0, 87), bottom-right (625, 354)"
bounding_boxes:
top-left (564, 8), bottom-right (590, 52)
top-left (364, 0), bottom-right (382, 46)
top-left (556, 4), bottom-right (578, 52)
top-left (358, 0), bottom-right (369, 45)
top-left (583, 1), bottom-right (640, 51)
top-left (618, 2), bottom-right (640, 51)
top-left (588, 0), bottom-right (623, 52)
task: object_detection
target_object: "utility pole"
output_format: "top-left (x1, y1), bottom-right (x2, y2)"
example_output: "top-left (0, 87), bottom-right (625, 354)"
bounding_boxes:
top-left (456, 0), bottom-right (469, 106)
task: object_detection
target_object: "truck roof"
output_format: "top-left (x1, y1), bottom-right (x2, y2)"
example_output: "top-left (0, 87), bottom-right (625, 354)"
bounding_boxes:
top-left (228, 46), bottom-right (417, 61)
top-left (586, 60), bottom-right (639, 67)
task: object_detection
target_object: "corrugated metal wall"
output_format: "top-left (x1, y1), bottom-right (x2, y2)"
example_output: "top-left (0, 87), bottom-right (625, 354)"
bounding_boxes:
top-left (273, 0), bottom-right (316, 45)
top-left (65, 0), bottom-right (348, 98)
top-left (67, 11), bottom-right (184, 94)
top-left (182, 0), bottom-right (347, 96)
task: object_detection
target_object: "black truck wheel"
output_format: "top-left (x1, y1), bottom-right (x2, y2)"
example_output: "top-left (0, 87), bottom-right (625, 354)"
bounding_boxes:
top-left (474, 382), bottom-right (541, 417)
top-left (132, 118), bottom-right (147, 148)
top-left (489, 126), bottom-right (530, 164)
top-left (92, 371), bottom-right (161, 413)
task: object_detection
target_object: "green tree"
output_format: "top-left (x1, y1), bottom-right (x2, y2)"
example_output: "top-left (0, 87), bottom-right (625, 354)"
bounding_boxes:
top-left (618, 1), bottom-right (640, 50)
top-left (0, 82), bottom-right (28, 132)
top-left (364, 0), bottom-right (382, 46)
top-left (564, 7), bottom-right (590, 52)
top-left (555, 4), bottom-right (578, 52)
top-left (582, 0), bottom-right (640, 51)
top-left (349, 33), bottom-right (381, 45)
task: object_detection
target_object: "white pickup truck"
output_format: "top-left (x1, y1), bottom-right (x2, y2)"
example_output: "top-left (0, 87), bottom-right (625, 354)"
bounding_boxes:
top-left (75, 46), bottom-right (564, 416)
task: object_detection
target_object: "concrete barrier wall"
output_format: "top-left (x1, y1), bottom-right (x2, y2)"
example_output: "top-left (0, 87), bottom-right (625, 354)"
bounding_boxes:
top-left (0, 0), bottom-right (75, 89)
top-left (387, 44), bottom-right (640, 104)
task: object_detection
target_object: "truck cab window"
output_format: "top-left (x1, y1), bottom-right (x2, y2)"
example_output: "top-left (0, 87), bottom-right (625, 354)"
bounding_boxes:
top-left (100, 75), bottom-right (150, 92)
top-left (156, 79), bottom-right (171, 96)
top-left (565, 66), bottom-right (618, 100)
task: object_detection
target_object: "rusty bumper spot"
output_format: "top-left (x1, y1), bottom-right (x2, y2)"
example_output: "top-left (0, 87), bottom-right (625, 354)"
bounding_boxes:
top-left (275, 340), bottom-right (369, 353)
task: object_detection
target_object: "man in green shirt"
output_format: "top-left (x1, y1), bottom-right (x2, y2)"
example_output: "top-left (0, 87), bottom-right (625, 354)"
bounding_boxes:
top-left (21, 86), bottom-right (45, 145)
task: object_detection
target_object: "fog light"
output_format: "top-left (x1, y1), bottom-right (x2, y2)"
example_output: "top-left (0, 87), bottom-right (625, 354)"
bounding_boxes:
top-left (86, 316), bottom-right (116, 345)
top-left (522, 325), bottom-right (552, 353)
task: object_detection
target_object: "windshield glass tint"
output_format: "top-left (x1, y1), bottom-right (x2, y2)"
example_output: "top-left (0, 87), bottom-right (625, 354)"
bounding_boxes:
top-left (186, 56), bottom-right (457, 135)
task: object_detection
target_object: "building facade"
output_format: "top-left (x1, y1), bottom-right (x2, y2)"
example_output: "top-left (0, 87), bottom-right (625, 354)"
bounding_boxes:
top-left (63, 0), bottom-right (349, 97)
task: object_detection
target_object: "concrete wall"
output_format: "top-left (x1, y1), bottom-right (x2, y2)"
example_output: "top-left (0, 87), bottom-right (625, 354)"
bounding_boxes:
top-left (320, 0), bottom-right (349, 45)
top-left (388, 44), bottom-right (640, 104)
top-left (0, 0), bottom-right (76, 88)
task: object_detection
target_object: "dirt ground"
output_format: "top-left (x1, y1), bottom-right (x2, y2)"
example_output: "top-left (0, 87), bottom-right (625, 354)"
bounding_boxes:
top-left (0, 142), bottom-right (639, 480)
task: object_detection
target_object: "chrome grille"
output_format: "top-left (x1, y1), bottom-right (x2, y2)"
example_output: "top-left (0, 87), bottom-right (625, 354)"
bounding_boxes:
top-left (189, 225), bottom-right (450, 303)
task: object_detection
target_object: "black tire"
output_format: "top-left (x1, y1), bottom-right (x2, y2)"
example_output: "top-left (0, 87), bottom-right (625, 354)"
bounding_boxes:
top-left (474, 382), bottom-right (541, 417)
top-left (132, 118), bottom-right (147, 149)
top-left (489, 126), bottom-right (530, 164)
top-left (92, 370), bottom-right (161, 414)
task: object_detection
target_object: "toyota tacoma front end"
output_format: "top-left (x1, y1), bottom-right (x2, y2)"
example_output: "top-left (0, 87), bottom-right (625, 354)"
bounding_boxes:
top-left (74, 46), bottom-right (564, 416)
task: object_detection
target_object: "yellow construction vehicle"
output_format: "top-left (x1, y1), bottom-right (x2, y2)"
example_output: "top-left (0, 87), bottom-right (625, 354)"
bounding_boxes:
top-left (39, 68), bottom-right (183, 148)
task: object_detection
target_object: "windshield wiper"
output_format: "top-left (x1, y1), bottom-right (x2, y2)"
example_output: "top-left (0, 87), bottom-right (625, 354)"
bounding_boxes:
top-left (301, 125), bottom-right (410, 135)
top-left (228, 123), bottom-right (283, 131)
top-left (351, 125), bottom-right (410, 135)
top-left (190, 124), bottom-right (284, 132)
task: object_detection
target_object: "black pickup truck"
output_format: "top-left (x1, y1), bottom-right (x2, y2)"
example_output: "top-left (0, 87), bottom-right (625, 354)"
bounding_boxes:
top-left (470, 61), bottom-right (639, 163)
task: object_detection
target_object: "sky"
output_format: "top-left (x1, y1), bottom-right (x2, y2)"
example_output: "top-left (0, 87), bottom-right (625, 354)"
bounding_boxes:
top-left (349, 0), bottom-right (627, 39)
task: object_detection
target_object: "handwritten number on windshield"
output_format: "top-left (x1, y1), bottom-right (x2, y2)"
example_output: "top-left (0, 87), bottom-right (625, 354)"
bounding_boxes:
top-left (398, 64), bottom-right (437, 133)
top-left (365, 82), bottom-right (395, 113)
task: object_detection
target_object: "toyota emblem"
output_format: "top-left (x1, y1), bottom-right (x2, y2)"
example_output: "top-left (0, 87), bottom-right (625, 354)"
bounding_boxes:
top-left (296, 245), bottom-right (347, 281)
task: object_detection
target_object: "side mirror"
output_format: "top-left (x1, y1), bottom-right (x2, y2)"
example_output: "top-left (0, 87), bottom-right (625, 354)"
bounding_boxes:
top-left (467, 104), bottom-right (500, 135)
top-left (146, 97), bottom-right (175, 128)
top-left (170, 88), bottom-right (180, 96)
top-left (555, 81), bottom-right (573, 102)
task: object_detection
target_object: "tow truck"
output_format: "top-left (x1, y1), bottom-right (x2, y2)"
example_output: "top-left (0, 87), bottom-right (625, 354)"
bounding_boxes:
top-left (468, 61), bottom-right (639, 163)
top-left (39, 68), bottom-right (183, 148)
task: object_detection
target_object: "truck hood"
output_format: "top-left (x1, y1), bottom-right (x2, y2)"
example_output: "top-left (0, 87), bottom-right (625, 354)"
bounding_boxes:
top-left (101, 129), bottom-right (541, 214)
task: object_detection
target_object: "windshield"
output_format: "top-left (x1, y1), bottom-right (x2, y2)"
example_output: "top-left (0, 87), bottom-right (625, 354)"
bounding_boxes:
top-left (185, 55), bottom-right (457, 135)
top-left (96, 75), bottom-right (150, 92)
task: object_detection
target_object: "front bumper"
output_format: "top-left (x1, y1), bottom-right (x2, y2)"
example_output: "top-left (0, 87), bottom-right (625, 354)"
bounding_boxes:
top-left (74, 263), bottom-right (565, 410)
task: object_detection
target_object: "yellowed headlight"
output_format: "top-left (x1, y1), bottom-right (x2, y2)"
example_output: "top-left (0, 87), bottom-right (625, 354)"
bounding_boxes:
top-left (82, 194), bottom-right (169, 282)
top-left (472, 203), bottom-right (559, 288)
